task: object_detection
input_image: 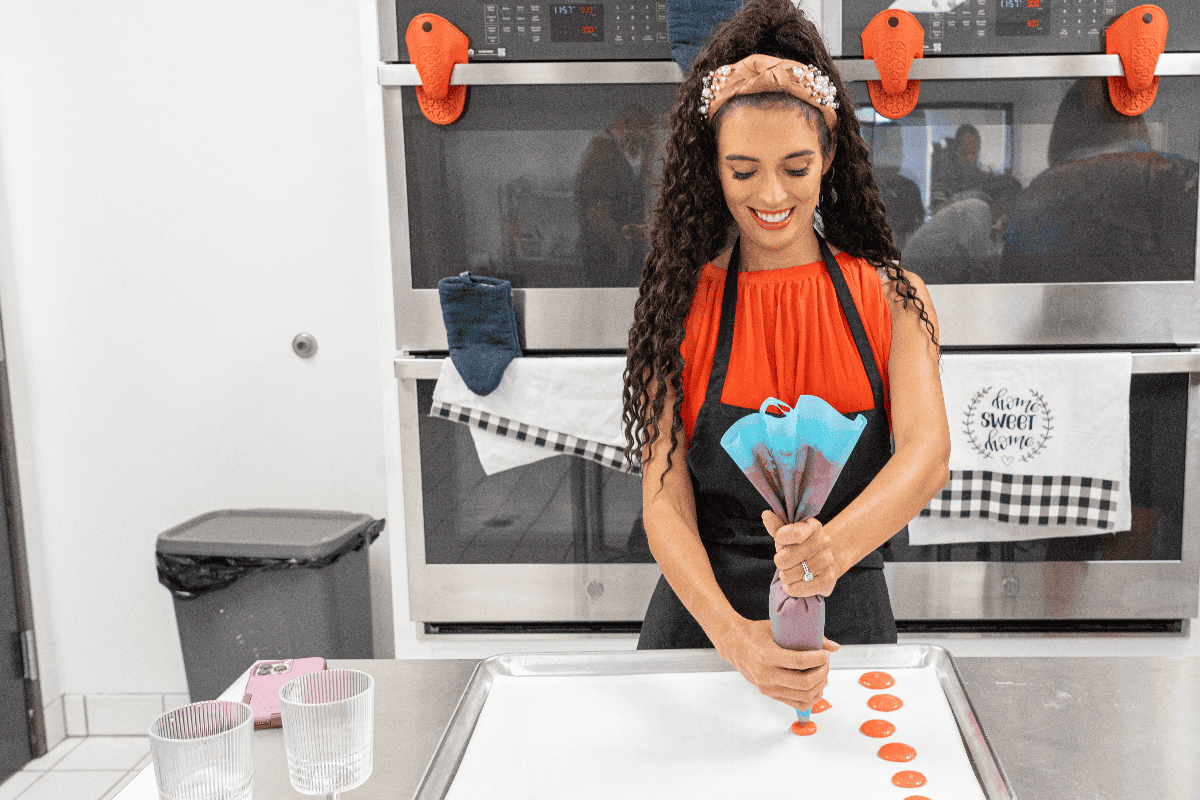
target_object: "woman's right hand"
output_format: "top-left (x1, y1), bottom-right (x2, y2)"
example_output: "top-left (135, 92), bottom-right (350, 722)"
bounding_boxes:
top-left (712, 618), bottom-right (840, 711)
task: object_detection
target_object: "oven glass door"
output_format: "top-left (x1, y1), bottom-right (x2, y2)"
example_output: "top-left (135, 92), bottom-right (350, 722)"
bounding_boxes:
top-left (415, 378), bottom-right (651, 565)
top-left (852, 75), bottom-right (1200, 285)
top-left (401, 83), bottom-right (676, 290)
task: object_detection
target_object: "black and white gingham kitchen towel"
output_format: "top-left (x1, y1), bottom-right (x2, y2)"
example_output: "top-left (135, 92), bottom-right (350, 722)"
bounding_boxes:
top-left (429, 398), bottom-right (630, 472)
top-left (920, 471), bottom-right (1119, 529)
top-left (908, 353), bottom-right (1132, 545)
top-left (429, 357), bottom-right (631, 475)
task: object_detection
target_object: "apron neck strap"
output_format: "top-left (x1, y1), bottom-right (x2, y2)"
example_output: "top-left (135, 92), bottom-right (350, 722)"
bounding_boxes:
top-left (818, 238), bottom-right (886, 411)
top-left (703, 238), bottom-right (742, 404)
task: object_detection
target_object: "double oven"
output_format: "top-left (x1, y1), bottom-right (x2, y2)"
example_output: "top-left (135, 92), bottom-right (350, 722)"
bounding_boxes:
top-left (379, 0), bottom-right (1200, 633)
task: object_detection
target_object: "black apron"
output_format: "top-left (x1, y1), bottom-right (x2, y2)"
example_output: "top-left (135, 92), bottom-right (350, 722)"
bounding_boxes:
top-left (638, 237), bottom-right (898, 649)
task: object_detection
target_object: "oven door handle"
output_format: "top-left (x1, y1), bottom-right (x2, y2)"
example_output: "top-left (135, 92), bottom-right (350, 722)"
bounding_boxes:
top-left (395, 356), bottom-right (446, 380)
top-left (394, 350), bottom-right (1200, 379)
top-left (378, 53), bottom-right (1200, 86)
top-left (1127, 349), bottom-right (1200, 374)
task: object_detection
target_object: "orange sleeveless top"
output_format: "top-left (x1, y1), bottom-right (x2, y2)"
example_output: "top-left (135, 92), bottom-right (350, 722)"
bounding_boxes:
top-left (680, 251), bottom-right (893, 441)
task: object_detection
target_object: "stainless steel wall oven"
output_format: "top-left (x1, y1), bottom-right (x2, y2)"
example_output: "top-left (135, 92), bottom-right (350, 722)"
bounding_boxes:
top-left (380, 0), bottom-right (1200, 633)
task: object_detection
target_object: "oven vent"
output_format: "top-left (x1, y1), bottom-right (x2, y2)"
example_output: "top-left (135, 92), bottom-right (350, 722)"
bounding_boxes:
top-left (424, 622), bottom-right (644, 636)
top-left (425, 620), bottom-right (1187, 636)
top-left (896, 619), bottom-right (1185, 635)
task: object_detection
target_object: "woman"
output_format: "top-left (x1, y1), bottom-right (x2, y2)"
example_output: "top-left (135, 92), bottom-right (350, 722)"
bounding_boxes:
top-left (621, 0), bottom-right (950, 715)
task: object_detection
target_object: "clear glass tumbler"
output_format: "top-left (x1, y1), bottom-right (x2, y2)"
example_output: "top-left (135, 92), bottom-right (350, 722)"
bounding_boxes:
top-left (148, 700), bottom-right (254, 800)
top-left (279, 669), bottom-right (374, 797)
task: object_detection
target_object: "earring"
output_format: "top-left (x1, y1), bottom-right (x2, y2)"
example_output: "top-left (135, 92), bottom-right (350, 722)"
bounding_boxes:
top-left (826, 165), bottom-right (838, 205)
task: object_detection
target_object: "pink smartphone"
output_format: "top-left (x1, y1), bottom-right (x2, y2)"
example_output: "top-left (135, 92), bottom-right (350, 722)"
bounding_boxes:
top-left (241, 657), bottom-right (327, 729)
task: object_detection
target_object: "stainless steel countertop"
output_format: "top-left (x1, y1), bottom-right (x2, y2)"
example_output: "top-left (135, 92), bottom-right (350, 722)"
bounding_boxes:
top-left (240, 656), bottom-right (1198, 800)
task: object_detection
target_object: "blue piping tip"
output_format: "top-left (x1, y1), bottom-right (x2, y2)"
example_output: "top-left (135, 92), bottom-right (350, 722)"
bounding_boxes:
top-left (795, 708), bottom-right (811, 724)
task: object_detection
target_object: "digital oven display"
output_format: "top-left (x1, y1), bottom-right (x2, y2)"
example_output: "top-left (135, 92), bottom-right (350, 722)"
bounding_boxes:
top-left (550, 4), bottom-right (604, 43)
top-left (996, 0), bottom-right (1049, 36)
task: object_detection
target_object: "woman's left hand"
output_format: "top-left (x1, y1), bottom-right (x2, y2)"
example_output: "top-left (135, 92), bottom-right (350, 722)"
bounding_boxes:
top-left (762, 510), bottom-right (839, 598)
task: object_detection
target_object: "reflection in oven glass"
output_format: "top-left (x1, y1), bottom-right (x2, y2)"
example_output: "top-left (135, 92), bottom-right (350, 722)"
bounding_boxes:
top-left (854, 76), bottom-right (1200, 284)
top-left (403, 85), bottom-right (676, 290)
top-left (417, 381), bottom-right (650, 564)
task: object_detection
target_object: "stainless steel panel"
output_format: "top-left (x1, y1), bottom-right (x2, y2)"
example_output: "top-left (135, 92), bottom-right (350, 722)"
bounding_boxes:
top-left (394, 281), bottom-right (1200, 352)
top-left (397, 350), bottom-right (1200, 377)
top-left (957, 657), bottom-right (1200, 800)
top-left (396, 289), bottom-right (637, 352)
top-left (378, 0), bottom-right (398, 63)
top-left (414, 645), bottom-right (1014, 800)
top-left (928, 283), bottom-right (1200, 349)
top-left (379, 60), bottom-right (683, 86)
top-left (838, 52), bottom-right (1200, 82)
top-left (379, 53), bottom-right (1200, 87)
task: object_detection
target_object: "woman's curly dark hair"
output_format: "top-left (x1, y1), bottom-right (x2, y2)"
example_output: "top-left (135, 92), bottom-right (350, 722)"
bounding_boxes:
top-left (622, 0), bottom-right (938, 478)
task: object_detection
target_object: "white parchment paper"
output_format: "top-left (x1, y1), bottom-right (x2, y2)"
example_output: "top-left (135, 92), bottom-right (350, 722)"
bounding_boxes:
top-left (444, 666), bottom-right (985, 800)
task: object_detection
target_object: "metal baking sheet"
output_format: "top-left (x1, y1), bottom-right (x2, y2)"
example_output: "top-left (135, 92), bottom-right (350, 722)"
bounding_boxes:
top-left (414, 644), bottom-right (1015, 800)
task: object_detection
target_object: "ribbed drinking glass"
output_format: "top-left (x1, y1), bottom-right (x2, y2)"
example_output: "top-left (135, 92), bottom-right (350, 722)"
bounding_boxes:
top-left (148, 700), bottom-right (254, 800)
top-left (279, 669), bottom-right (374, 798)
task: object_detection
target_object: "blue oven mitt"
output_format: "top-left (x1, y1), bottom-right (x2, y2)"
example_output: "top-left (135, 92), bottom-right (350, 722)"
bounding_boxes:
top-left (438, 272), bottom-right (522, 396)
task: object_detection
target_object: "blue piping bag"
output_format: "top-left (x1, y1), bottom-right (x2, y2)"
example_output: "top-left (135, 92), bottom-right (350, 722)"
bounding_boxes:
top-left (721, 396), bottom-right (866, 726)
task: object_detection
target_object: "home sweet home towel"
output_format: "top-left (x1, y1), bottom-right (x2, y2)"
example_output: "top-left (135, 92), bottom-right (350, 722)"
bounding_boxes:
top-left (907, 352), bottom-right (1132, 545)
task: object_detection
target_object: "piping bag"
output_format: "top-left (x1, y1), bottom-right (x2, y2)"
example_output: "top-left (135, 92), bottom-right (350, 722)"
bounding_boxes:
top-left (720, 396), bottom-right (866, 726)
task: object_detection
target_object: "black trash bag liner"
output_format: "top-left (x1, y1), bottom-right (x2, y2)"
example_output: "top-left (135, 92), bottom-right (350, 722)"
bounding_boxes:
top-left (157, 518), bottom-right (385, 600)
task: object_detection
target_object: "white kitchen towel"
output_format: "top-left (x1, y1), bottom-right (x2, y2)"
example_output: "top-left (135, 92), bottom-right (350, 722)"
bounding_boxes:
top-left (907, 352), bottom-right (1132, 545)
top-left (430, 357), bottom-right (631, 475)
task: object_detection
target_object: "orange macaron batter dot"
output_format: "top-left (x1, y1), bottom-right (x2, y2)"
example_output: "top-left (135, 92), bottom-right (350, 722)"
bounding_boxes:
top-left (790, 720), bottom-right (817, 736)
top-left (903, 796), bottom-right (931, 800)
top-left (859, 719), bottom-right (895, 738)
top-left (868, 693), bottom-right (903, 712)
top-left (878, 742), bottom-right (917, 762)
top-left (858, 671), bottom-right (895, 689)
top-left (811, 698), bottom-right (832, 713)
top-left (892, 770), bottom-right (927, 788)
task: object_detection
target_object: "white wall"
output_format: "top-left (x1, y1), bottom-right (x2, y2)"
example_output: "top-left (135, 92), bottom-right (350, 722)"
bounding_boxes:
top-left (0, 0), bottom-right (395, 699)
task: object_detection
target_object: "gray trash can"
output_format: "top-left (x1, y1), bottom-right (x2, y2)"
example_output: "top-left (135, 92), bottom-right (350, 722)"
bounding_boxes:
top-left (156, 509), bottom-right (384, 701)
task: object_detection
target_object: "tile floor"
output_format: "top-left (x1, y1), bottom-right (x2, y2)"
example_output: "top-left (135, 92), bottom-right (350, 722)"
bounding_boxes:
top-left (0, 736), bottom-right (148, 800)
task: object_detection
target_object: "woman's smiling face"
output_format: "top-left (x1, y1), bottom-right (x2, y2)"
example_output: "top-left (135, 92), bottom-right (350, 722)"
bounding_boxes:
top-left (715, 100), bottom-right (829, 267)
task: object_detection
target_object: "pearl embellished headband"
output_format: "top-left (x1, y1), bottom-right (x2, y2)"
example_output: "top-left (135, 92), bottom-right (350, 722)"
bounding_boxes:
top-left (699, 54), bottom-right (839, 132)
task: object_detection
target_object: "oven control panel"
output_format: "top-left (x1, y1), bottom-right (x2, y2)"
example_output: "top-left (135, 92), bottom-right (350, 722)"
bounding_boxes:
top-left (385, 0), bottom-right (1200, 62)
top-left (390, 0), bottom-right (672, 60)
top-left (842, 0), bottom-right (1199, 57)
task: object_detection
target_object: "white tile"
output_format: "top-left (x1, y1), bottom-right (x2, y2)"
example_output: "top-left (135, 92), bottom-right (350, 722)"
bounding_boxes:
top-left (12, 770), bottom-right (124, 800)
top-left (55, 737), bottom-right (150, 772)
top-left (163, 694), bottom-right (191, 713)
top-left (42, 696), bottom-right (66, 751)
top-left (21, 737), bottom-right (81, 771)
top-left (64, 694), bottom-right (87, 737)
top-left (84, 696), bottom-right (163, 736)
top-left (0, 770), bottom-right (41, 800)
top-left (99, 769), bottom-right (140, 800)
